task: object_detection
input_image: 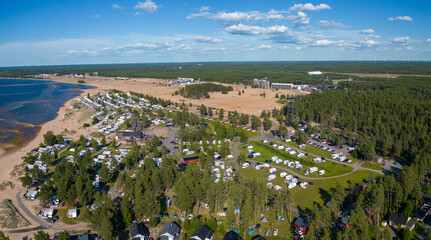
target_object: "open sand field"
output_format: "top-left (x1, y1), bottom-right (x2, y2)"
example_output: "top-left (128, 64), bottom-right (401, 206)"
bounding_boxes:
top-left (50, 75), bottom-right (309, 116)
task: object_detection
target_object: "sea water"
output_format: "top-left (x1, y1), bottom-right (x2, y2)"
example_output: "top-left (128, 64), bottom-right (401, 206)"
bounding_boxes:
top-left (0, 79), bottom-right (93, 143)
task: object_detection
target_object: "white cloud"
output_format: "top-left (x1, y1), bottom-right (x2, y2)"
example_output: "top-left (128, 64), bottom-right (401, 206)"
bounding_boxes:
top-left (313, 39), bottom-right (332, 46)
top-left (360, 40), bottom-right (379, 47)
top-left (286, 12), bottom-right (310, 25)
top-left (202, 47), bottom-right (226, 52)
top-left (388, 16), bottom-right (414, 21)
top-left (90, 14), bottom-right (100, 18)
top-left (112, 4), bottom-right (123, 9)
top-left (289, 3), bottom-right (331, 12)
top-left (258, 44), bottom-right (272, 49)
top-left (135, 0), bottom-right (158, 13)
top-left (199, 6), bottom-right (210, 12)
top-left (317, 20), bottom-right (350, 29)
top-left (359, 29), bottom-right (374, 34)
top-left (427, 38), bottom-right (431, 42)
top-left (393, 37), bottom-right (410, 43)
top-left (225, 24), bottom-right (288, 35)
top-left (187, 10), bottom-right (285, 22)
top-left (194, 36), bottom-right (222, 43)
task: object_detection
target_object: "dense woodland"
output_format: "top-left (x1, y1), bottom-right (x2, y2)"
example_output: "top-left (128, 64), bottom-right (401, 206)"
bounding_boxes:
top-left (2, 62), bottom-right (431, 84)
top-left (175, 83), bottom-right (233, 99)
top-left (294, 76), bottom-right (431, 163)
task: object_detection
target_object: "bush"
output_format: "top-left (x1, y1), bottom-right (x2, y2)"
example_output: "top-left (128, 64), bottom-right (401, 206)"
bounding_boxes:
top-left (149, 217), bottom-right (159, 227)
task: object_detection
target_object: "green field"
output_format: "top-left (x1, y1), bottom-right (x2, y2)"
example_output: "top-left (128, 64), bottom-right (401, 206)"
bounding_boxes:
top-left (240, 167), bottom-right (380, 210)
top-left (245, 141), bottom-right (353, 178)
top-left (362, 162), bottom-right (384, 170)
top-left (290, 170), bottom-right (381, 210)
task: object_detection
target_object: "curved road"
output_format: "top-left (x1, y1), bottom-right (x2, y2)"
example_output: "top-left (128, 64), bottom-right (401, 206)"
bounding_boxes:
top-left (3, 189), bottom-right (88, 235)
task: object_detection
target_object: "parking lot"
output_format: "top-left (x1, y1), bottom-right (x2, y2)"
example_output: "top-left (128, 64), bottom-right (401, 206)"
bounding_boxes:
top-left (306, 137), bottom-right (353, 156)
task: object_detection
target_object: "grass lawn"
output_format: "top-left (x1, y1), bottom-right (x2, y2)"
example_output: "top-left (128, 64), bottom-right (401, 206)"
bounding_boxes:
top-left (362, 162), bottom-right (384, 170)
top-left (240, 166), bottom-right (381, 211)
top-left (57, 207), bottom-right (87, 225)
top-left (285, 141), bottom-right (332, 159)
top-left (291, 170), bottom-right (381, 210)
top-left (239, 161), bottom-right (380, 212)
top-left (246, 141), bottom-right (353, 178)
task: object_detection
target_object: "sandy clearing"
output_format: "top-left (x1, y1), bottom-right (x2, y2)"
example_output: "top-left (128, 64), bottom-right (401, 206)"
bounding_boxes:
top-left (50, 75), bottom-right (309, 116)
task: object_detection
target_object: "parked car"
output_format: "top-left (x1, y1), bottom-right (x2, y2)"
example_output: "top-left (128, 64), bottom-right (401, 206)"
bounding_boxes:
top-left (273, 229), bottom-right (278, 236)
top-left (188, 214), bottom-right (193, 220)
top-left (47, 218), bottom-right (55, 223)
top-left (172, 212), bottom-right (177, 219)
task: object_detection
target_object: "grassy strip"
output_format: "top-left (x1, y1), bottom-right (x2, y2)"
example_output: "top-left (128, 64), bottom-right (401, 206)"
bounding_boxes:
top-left (362, 162), bottom-right (384, 170)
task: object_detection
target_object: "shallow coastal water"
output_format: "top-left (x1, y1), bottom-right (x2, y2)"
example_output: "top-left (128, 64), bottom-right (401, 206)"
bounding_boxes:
top-left (0, 79), bottom-right (93, 143)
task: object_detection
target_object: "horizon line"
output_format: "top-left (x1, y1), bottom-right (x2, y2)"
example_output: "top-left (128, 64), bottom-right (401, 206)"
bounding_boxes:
top-left (1, 59), bottom-right (431, 69)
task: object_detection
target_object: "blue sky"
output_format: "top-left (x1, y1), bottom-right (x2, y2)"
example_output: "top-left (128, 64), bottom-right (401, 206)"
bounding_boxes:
top-left (0, 0), bottom-right (430, 66)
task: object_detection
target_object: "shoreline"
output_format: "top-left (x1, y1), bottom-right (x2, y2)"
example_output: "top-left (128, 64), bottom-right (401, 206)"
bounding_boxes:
top-left (0, 87), bottom-right (93, 183)
top-left (0, 78), bottom-right (96, 158)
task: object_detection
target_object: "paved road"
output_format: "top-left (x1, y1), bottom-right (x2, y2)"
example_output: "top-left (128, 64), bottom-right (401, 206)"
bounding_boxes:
top-left (162, 127), bottom-right (181, 159)
top-left (15, 189), bottom-right (50, 228)
top-left (8, 188), bottom-right (88, 234)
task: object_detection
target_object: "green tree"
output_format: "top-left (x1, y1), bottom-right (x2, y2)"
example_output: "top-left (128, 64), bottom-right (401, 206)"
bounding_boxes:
top-left (219, 108), bottom-right (224, 120)
top-left (111, 138), bottom-right (117, 148)
top-left (200, 104), bottom-right (207, 116)
top-left (0, 232), bottom-right (10, 240)
top-left (19, 174), bottom-right (33, 187)
top-left (101, 135), bottom-right (107, 146)
top-left (237, 153), bottom-right (246, 164)
top-left (43, 131), bottom-right (57, 146)
top-left (34, 231), bottom-right (50, 240)
top-left (263, 116), bottom-right (272, 130)
top-left (402, 228), bottom-right (411, 240)
top-left (251, 116), bottom-right (261, 130)
top-left (58, 230), bottom-right (70, 240)
top-left (227, 201), bottom-right (236, 228)
top-left (150, 217), bottom-right (159, 227)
